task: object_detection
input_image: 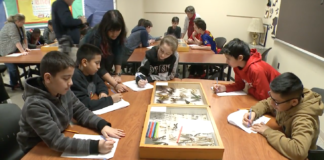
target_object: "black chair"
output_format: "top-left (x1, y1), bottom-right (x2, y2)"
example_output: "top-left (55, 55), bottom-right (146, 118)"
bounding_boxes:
top-left (0, 65), bottom-right (12, 88)
top-left (0, 103), bottom-right (25, 160)
top-left (308, 146), bottom-right (324, 160)
top-left (311, 88), bottom-right (324, 102)
top-left (208, 37), bottom-right (227, 80)
top-left (262, 47), bottom-right (272, 62)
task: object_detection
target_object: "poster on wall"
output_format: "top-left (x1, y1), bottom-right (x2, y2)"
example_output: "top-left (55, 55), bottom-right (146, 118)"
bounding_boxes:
top-left (16, 0), bottom-right (72, 24)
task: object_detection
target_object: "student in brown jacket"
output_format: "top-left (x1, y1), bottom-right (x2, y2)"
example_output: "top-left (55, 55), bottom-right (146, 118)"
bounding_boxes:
top-left (243, 72), bottom-right (324, 160)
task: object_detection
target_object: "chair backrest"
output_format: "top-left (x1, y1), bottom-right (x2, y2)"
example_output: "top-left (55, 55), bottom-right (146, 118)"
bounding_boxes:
top-left (0, 104), bottom-right (21, 153)
top-left (311, 88), bottom-right (324, 103)
top-left (308, 147), bottom-right (324, 160)
top-left (262, 47), bottom-right (272, 62)
top-left (215, 37), bottom-right (227, 49)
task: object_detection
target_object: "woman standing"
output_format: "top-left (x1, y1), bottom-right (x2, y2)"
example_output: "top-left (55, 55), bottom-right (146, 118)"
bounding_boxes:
top-left (80, 10), bottom-right (128, 93)
top-left (181, 6), bottom-right (201, 39)
top-left (0, 14), bottom-right (29, 88)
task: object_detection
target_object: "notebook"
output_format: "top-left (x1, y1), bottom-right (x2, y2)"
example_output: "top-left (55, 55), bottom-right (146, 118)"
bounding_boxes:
top-left (123, 80), bottom-right (153, 91)
top-left (93, 99), bottom-right (130, 115)
top-left (227, 110), bottom-right (270, 133)
top-left (61, 134), bottom-right (119, 159)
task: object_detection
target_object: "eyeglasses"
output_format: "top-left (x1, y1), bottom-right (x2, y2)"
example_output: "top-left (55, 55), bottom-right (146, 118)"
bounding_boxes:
top-left (268, 91), bottom-right (299, 106)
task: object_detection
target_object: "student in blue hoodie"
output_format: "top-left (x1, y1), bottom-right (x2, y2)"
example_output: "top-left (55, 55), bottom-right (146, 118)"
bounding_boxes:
top-left (131, 19), bottom-right (162, 41)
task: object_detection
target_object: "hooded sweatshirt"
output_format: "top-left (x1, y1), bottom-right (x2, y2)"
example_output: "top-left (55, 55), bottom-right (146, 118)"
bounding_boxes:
top-left (225, 49), bottom-right (280, 100)
top-left (135, 46), bottom-right (179, 84)
top-left (125, 26), bottom-right (149, 53)
top-left (17, 77), bottom-right (111, 154)
top-left (251, 88), bottom-right (324, 160)
top-left (131, 26), bottom-right (161, 41)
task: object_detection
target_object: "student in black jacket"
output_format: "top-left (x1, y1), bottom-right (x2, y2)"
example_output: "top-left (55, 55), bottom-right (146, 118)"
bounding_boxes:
top-left (26, 28), bottom-right (45, 49)
top-left (71, 44), bottom-right (122, 111)
top-left (166, 17), bottom-right (181, 38)
top-left (51, 0), bottom-right (87, 44)
top-left (136, 35), bottom-right (179, 88)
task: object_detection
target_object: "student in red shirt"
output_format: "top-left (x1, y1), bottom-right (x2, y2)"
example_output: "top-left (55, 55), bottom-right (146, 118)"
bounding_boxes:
top-left (213, 38), bottom-right (280, 100)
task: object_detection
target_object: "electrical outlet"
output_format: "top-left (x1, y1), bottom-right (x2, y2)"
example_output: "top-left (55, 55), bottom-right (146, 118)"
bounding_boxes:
top-left (277, 63), bottom-right (280, 69)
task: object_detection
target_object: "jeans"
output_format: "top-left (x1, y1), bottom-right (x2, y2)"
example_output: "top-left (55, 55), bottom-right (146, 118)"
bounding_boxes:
top-left (4, 63), bottom-right (19, 86)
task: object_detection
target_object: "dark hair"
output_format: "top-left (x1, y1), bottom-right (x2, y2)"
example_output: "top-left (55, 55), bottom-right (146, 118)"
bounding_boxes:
top-left (48, 20), bottom-right (52, 25)
top-left (76, 44), bottom-right (101, 66)
top-left (220, 38), bottom-right (250, 61)
top-left (270, 72), bottom-right (304, 99)
top-left (98, 10), bottom-right (126, 57)
top-left (33, 28), bottom-right (41, 34)
top-left (144, 20), bottom-right (153, 28)
top-left (137, 18), bottom-right (146, 26)
top-left (194, 18), bottom-right (206, 31)
top-left (185, 6), bottom-right (195, 14)
top-left (40, 51), bottom-right (75, 78)
top-left (172, 17), bottom-right (179, 23)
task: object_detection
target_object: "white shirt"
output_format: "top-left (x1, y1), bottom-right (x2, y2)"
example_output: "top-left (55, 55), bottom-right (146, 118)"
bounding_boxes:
top-left (182, 13), bottom-right (201, 35)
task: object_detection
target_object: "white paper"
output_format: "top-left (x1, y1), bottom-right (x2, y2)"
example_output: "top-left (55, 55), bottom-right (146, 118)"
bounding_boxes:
top-left (123, 80), bottom-right (153, 92)
top-left (227, 110), bottom-right (271, 134)
top-left (5, 53), bottom-right (22, 57)
top-left (188, 44), bottom-right (198, 47)
top-left (217, 91), bottom-right (247, 96)
top-left (156, 82), bottom-right (168, 86)
top-left (179, 120), bottom-right (214, 134)
top-left (93, 99), bottom-right (130, 115)
top-left (61, 134), bottom-right (119, 159)
top-left (150, 107), bottom-right (166, 112)
top-left (29, 49), bottom-right (40, 50)
top-left (32, 0), bottom-right (51, 18)
top-left (147, 46), bottom-right (153, 49)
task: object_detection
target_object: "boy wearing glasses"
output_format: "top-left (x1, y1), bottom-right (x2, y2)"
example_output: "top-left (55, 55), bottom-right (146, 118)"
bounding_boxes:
top-left (243, 72), bottom-right (324, 160)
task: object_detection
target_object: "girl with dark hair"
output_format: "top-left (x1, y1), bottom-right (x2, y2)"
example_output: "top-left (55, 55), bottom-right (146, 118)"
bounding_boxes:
top-left (80, 10), bottom-right (128, 93)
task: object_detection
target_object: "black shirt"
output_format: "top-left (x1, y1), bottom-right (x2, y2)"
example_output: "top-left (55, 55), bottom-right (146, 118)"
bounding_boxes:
top-left (166, 26), bottom-right (181, 39)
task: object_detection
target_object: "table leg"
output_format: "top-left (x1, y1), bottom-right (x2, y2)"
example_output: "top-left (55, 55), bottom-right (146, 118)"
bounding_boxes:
top-left (205, 65), bottom-right (209, 79)
top-left (182, 64), bottom-right (187, 78)
top-left (227, 66), bottom-right (232, 81)
top-left (219, 65), bottom-right (224, 80)
top-left (15, 64), bottom-right (24, 90)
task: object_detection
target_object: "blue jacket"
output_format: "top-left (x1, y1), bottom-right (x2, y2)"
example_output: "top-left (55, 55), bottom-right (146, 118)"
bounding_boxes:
top-left (125, 26), bottom-right (148, 52)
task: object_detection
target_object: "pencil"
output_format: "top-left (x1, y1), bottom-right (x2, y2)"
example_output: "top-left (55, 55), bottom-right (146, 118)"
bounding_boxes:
top-left (151, 122), bottom-right (157, 138)
top-left (148, 122), bottom-right (155, 138)
top-left (146, 122), bottom-right (152, 137)
top-left (176, 126), bottom-right (183, 143)
top-left (153, 122), bottom-right (159, 138)
top-left (65, 130), bottom-right (79, 133)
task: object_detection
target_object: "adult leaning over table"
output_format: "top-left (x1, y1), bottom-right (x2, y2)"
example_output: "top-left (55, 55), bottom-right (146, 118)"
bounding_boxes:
top-left (80, 10), bottom-right (128, 93)
top-left (181, 6), bottom-right (201, 39)
top-left (0, 14), bottom-right (29, 89)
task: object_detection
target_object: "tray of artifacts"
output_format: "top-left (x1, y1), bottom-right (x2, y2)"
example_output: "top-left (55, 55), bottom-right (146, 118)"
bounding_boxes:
top-left (177, 39), bottom-right (189, 52)
top-left (151, 81), bottom-right (209, 106)
top-left (139, 105), bottom-right (224, 160)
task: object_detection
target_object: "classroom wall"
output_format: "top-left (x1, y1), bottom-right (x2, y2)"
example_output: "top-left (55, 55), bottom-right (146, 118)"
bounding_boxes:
top-left (116, 0), bottom-right (144, 36)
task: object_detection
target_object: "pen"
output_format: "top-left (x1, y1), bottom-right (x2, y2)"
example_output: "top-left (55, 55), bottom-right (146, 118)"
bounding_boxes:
top-left (65, 130), bottom-right (79, 133)
top-left (37, 41), bottom-right (41, 45)
top-left (248, 108), bottom-right (252, 127)
top-left (176, 126), bottom-right (183, 143)
top-left (110, 89), bottom-right (116, 94)
top-left (215, 77), bottom-right (219, 92)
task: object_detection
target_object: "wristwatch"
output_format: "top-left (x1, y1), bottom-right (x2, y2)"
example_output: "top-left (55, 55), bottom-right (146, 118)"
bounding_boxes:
top-left (116, 72), bottom-right (122, 76)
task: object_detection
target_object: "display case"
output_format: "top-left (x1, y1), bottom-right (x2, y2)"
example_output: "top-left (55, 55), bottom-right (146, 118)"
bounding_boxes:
top-left (177, 39), bottom-right (189, 52)
top-left (139, 105), bottom-right (224, 160)
top-left (150, 81), bottom-right (209, 106)
top-left (41, 42), bottom-right (58, 52)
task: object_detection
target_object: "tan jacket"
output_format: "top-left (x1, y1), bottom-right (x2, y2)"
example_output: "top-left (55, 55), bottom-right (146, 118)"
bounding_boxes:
top-left (252, 88), bottom-right (324, 160)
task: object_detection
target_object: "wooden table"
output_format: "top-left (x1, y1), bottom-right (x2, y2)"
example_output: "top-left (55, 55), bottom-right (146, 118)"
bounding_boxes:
top-left (0, 50), bottom-right (47, 89)
top-left (22, 76), bottom-right (287, 160)
top-left (128, 46), bottom-right (232, 81)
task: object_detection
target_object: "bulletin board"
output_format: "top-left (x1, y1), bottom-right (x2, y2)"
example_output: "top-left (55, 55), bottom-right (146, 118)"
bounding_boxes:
top-left (16, 0), bottom-right (72, 24)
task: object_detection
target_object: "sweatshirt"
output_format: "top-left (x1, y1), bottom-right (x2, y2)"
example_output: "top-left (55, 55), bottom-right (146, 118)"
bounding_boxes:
top-left (125, 26), bottom-right (149, 52)
top-left (166, 26), bottom-right (181, 39)
top-left (131, 26), bottom-right (162, 41)
top-left (71, 68), bottom-right (113, 111)
top-left (17, 77), bottom-right (111, 154)
top-left (26, 30), bottom-right (45, 49)
top-left (251, 88), bottom-right (324, 160)
top-left (43, 27), bottom-right (56, 44)
top-left (225, 49), bottom-right (281, 100)
top-left (135, 46), bottom-right (179, 83)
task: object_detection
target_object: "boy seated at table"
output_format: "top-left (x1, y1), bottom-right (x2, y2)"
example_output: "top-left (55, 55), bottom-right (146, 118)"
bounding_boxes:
top-left (132, 18), bottom-right (162, 41)
top-left (17, 51), bottom-right (125, 155)
top-left (188, 18), bottom-right (217, 78)
top-left (213, 38), bottom-right (280, 100)
top-left (243, 72), bottom-right (324, 160)
top-left (43, 20), bottom-right (56, 44)
top-left (71, 44), bottom-right (122, 111)
top-left (136, 35), bottom-right (179, 88)
top-left (26, 28), bottom-right (45, 49)
top-left (166, 17), bottom-right (181, 39)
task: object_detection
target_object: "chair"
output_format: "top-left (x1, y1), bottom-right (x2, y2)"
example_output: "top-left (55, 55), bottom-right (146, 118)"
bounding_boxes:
top-left (0, 103), bottom-right (25, 160)
top-left (311, 88), bottom-right (324, 102)
top-left (0, 64), bottom-right (12, 88)
top-left (308, 146), bottom-right (324, 160)
top-left (208, 37), bottom-right (227, 80)
top-left (262, 47), bottom-right (272, 62)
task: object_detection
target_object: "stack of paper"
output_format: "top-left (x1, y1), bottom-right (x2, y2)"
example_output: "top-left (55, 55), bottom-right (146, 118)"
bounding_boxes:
top-left (93, 99), bottom-right (130, 115)
top-left (61, 134), bottom-right (119, 159)
top-left (123, 80), bottom-right (153, 91)
top-left (217, 91), bottom-right (247, 96)
top-left (227, 110), bottom-right (270, 133)
top-left (5, 53), bottom-right (22, 57)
